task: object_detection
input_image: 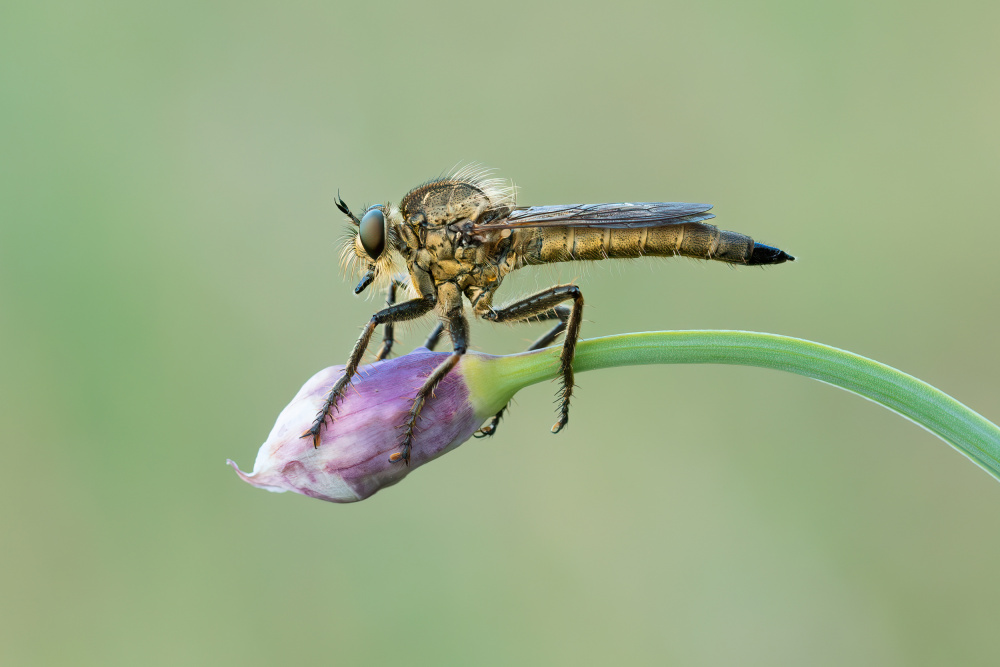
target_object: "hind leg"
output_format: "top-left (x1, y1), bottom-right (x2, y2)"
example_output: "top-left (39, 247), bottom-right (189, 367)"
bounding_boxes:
top-left (478, 285), bottom-right (583, 436)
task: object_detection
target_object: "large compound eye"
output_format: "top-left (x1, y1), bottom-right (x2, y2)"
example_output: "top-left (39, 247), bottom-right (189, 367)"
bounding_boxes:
top-left (359, 208), bottom-right (386, 258)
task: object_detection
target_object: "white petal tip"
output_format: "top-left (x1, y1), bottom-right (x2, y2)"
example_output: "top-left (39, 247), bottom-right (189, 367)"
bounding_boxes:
top-left (227, 459), bottom-right (251, 482)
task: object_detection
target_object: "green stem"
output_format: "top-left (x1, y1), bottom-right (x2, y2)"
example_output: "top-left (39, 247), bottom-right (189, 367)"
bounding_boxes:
top-left (491, 331), bottom-right (1000, 482)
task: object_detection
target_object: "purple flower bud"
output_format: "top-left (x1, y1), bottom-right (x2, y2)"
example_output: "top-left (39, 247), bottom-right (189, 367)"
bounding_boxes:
top-left (228, 348), bottom-right (520, 502)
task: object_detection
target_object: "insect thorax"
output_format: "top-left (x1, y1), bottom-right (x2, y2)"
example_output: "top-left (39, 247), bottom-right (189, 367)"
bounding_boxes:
top-left (400, 180), bottom-right (493, 227)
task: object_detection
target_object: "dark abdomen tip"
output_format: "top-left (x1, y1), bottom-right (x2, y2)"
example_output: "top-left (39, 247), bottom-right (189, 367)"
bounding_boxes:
top-left (748, 242), bottom-right (795, 265)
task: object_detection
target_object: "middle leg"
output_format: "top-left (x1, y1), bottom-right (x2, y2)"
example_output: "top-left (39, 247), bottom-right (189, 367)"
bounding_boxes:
top-left (390, 307), bottom-right (469, 465)
top-left (423, 321), bottom-right (446, 351)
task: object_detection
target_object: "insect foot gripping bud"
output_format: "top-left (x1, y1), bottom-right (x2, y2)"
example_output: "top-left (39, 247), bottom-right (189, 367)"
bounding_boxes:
top-left (227, 348), bottom-right (522, 503)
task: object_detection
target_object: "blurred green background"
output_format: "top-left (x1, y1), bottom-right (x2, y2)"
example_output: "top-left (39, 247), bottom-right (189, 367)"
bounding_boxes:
top-left (3, 0), bottom-right (999, 665)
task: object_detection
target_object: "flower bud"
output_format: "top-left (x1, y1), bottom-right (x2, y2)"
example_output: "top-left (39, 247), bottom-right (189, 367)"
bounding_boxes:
top-left (228, 348), bottom-right (526, 502)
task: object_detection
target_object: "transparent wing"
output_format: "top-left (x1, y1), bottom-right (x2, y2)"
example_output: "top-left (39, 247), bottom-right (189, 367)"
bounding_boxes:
top-left (471, 202), bottom-right (714, 230)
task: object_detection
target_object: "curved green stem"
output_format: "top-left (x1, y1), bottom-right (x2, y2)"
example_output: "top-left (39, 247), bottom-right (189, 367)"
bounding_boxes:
top-left (489, 331), bottom-right (1000, 482)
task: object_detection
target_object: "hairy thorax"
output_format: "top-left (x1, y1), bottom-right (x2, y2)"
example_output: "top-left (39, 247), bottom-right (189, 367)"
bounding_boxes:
top-left (397, 181), bottom-right (521, 304)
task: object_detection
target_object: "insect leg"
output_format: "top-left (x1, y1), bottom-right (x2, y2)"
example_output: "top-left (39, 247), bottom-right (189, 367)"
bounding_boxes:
top-left (373, 277), bottom-right (414, 361)
top-left (474, 305), bottom-right (570, 438)
top-left (373, 282), bottom-right (398, 361)
top-left (390, 309), bottom-right (469, 465)
top-left (483, 285), bottom-right (584, 434)
top-left (526, 305), bottom-right (571, 350)
top-left (423, 322), bottom-right (445, 351)
top-left (302, 294), bottom-right (436, 448)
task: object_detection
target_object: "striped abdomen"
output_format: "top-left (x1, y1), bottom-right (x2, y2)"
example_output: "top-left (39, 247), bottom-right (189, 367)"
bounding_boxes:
top-left (516, 222), bottom-right (794, 266)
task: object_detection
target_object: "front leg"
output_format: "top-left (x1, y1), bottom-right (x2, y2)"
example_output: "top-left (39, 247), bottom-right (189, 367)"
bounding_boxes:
top-left (390, 307), bottom-right (469, 465)
top-left (374, 277), bottom-right (413, 361)
top-left (482, 285), bottom-right (584, 434)
top-left (302, 295), bottom-right (435, 448)
top-left (373, 282), bottom-right (398, 361)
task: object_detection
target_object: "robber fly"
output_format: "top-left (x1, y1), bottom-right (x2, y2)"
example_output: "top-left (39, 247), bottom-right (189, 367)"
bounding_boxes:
top-left (304, 166), bottom-right (794, 463)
